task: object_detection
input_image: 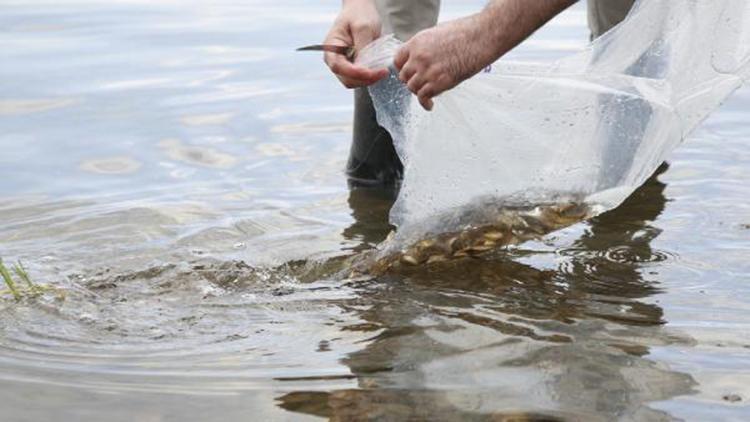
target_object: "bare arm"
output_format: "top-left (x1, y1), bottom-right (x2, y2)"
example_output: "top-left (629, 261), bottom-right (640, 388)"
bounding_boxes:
top-left (395, 0), bottom-right (577, 110)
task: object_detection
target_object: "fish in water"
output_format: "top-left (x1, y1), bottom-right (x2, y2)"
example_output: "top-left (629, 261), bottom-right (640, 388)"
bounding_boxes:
top-left (352, 201), bottom-right (592, 276)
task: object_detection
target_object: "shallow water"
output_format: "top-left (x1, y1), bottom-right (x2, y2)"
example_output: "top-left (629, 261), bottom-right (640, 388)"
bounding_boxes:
top-left (1, 1), bottom-right (749, 421)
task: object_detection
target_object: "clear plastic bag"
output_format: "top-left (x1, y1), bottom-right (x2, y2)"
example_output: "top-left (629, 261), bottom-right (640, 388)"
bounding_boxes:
top-left (356, 0), bottom-right (750, 248)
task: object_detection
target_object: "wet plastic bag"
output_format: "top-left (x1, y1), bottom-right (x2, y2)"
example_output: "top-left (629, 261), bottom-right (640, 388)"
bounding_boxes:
top-left (356, 0), bottom-right (750, 245)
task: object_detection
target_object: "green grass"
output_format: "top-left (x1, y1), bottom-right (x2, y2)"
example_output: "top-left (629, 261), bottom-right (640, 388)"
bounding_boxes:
top-left (0, 260), bottom-right (21, 300)
top-left (0, 259), bottom-right (53, 300)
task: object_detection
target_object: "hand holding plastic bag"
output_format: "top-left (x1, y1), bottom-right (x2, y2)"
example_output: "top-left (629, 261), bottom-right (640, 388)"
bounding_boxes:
top-left (356, 0), bottom-right (750, 250)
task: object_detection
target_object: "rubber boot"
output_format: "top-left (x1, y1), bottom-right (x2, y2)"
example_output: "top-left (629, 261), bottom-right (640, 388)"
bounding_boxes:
top-left (346, 88), bottom-right (403, 187)
top-left (588, 0), bottom-right (635, 39)
top-left (346, 0), bottom-right (441, 188)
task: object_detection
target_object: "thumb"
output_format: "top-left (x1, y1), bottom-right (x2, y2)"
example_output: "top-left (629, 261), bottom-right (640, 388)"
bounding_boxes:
top-left (394, 45), bottom-right (409, 71)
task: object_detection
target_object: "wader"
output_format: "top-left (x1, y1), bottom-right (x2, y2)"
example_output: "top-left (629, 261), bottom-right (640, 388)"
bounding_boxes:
top-left (347, 0), bottom-right (441, 186)
top-left (347, 0), bottom-right (635, 186)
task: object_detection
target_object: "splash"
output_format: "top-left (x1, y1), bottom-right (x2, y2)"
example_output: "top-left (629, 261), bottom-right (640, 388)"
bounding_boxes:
top-left (354, 200), bottom-right (592, 276)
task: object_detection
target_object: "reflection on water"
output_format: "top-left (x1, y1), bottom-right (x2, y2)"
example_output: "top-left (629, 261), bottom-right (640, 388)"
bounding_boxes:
top-left (343, 187), bottom-right (396, 253)
top-left (79, 156), bottom-right (143, 174)
top-left (2, 1), bottom-right (750, 421)
top-left (0, 98), bottom-right (80, 115)
top-left (158, 138), bottom-right (239, 168)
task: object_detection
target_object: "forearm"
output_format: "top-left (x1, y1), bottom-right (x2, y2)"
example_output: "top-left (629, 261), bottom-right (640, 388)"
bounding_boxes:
top-left (482, 0), bottom-right (577, 60)
top-left (395, 0), bottom-right (577, 110)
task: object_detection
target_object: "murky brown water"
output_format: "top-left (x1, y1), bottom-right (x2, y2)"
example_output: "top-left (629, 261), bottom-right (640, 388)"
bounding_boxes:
top-left (1, 1), bottom-right (749, 421)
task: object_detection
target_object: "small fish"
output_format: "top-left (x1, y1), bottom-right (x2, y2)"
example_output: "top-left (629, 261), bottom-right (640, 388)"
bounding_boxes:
top-left (401, 255), bottom-right (420, 266)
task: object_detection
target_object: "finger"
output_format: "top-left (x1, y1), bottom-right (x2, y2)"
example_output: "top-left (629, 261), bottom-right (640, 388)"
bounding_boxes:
top-left (418, 95), bottom-right (434, 111)
top-left (327, 54), bottom-right (388, 86)
top-left (394, 46), bottom-right (409, 71)
top-left (407, 73), bottom-right (426, 95)
top-left (417, 83), bottom-right (437, 111)
top-left (340, 68), bottom-right (388, 87)
top-left (337, 72), bottom-right (387, 89)
top-left (337, 76), bottom-right (368, 89)
top-left (336, 73), bottom-right (389, 88)
top-left (398, 63), bottom-right (417, 84)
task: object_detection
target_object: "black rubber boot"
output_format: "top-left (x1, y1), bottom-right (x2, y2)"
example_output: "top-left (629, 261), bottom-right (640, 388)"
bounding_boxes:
top-left (346, 87), bottom-right (403, 188)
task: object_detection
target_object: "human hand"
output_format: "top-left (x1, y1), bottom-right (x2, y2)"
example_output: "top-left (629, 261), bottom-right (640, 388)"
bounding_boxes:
top-left (394, 0), bottom-right (576, 111)
top-left (324, 0), bottom-right (389, 88)
top-left (394, 14), bottom-right (496, 111)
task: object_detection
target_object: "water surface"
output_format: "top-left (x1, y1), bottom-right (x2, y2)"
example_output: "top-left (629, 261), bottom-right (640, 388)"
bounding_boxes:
top-left (1, 1), bottom-right (749, 421)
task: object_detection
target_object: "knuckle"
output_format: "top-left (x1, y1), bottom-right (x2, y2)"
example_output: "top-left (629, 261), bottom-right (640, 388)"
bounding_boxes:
top-left (365, 19), bottom-right (380, 32)
top-left (424, 67), bottom-right (440, 81)
top-left (438, 73), bottom-right (452, 87)
top-left (399, 67), bottom-right (412, 82)
top-left (414, 50), bottom-right (430, 62)
top-left (395, 55), bottom-right (408, 69)
top-left (351, 21), bottom-right (374, 35)
top-left (412, 63), bottom-right (427, 76)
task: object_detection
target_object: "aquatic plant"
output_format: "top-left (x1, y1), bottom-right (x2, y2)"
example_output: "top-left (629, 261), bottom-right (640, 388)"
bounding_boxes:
top-left (0, 260), bottom-right (21, 300)
top-left (0, 259), bottom-right (53, 300)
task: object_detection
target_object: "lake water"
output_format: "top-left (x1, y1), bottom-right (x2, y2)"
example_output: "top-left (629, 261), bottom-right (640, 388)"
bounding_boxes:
top-left (1, 1), bottom-right (749, 421)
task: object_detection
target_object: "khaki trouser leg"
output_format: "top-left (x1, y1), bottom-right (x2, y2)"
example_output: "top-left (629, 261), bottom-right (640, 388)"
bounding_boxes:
top-left (588, 0), bottom-right (636, 39)
top-left (376, 0), bottom-right (441, 41)
top-left (348, 0), bottom-right (440, 186)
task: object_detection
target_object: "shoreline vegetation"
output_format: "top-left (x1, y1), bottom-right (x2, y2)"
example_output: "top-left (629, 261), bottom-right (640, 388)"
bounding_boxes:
top-left (0, 259), bottom-right (55, 300)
